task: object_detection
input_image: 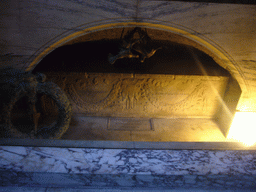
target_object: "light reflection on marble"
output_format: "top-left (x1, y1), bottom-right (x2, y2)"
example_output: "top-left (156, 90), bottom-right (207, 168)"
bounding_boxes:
top-left (1, 146), bottom-right (256, 189)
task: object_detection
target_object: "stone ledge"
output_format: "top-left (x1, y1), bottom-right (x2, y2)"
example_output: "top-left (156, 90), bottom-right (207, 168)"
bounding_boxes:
top-left (1, 139), bottom-right (256, 150)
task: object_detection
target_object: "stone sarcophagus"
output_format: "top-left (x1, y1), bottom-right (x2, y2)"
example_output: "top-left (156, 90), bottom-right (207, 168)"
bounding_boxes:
top-left (45, 72), bottom-right (229, 119)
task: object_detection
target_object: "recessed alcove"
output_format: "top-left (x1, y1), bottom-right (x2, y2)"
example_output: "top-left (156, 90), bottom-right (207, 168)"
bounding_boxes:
top-left (29, 27), bottom-right (241, 143)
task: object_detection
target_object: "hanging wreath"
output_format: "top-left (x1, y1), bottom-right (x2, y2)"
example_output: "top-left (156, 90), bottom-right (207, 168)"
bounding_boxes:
top-left (0, 68), bottom-right (72, 139)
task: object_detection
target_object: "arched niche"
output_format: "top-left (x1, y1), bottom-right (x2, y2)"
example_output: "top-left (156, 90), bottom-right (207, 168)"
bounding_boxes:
top-left (30, 25), bottom-right (241, 142)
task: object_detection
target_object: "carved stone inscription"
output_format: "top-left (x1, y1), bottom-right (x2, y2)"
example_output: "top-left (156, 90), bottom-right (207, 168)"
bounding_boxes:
top-left (45, 72), bottom-right (229, 118)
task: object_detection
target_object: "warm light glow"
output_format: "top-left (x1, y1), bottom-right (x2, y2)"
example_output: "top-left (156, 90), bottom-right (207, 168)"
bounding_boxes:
top-left (228, 112), bottom-right (256, 146)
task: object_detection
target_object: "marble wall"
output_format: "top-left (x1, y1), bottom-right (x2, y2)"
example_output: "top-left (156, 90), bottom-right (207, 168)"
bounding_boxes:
top-left (1, 2), bottom-right (256, 190)
top-left (1, 0), bottom-right (256, 111)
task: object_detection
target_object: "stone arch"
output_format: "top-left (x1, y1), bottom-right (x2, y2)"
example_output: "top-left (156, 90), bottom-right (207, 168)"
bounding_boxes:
top-left (27, 22), bottom-right (244, 138)
top-left (24, 22), bottom-right (246, 94)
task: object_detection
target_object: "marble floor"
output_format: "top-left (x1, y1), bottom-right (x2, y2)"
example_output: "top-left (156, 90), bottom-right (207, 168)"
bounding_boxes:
top-left (61, 115), bottom-right (233, 142)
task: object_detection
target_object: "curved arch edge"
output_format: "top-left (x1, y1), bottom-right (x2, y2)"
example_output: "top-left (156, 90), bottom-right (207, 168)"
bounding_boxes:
top-left (26, 22), bottom-right (247, 97)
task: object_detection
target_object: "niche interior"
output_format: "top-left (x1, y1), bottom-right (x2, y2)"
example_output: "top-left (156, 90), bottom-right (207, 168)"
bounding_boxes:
top-left (26, 27), bottom-right (241, 142)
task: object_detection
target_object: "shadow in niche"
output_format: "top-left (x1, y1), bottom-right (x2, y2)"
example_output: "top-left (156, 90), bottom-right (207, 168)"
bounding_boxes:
top-left (33, 40), bottom-right (229, 76)
top-left (4, 39), bottom-right (237, 142)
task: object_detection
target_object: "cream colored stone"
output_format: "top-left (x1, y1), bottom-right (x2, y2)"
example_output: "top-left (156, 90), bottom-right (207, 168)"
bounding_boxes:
top-left (131, 118), bottom-right (227, 142)
top-left (61, 116), bottom-right (131, 141)
top-left (44, 72), bottom-right (229, 118)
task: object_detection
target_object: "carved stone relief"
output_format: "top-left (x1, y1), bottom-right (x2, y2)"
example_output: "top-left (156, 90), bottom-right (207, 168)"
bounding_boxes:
top-left (45, 72), bottom-right (229, 118)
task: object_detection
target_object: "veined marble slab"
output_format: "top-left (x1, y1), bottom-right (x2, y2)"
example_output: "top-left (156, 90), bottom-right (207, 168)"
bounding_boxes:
top-left (1, 146), bottom-right (255, 175)
top-left (1, 146), bottom-right (256, 189)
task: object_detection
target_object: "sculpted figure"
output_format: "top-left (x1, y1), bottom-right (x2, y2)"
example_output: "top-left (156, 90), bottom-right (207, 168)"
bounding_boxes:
top-left (108, 27), bottom-right (161, 64)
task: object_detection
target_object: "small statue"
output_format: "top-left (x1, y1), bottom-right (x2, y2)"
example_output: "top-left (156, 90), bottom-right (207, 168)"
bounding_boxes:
top-left (108, 27), bottom-right (161, 64)
top-left (108, 38), bottom-right (140, 64)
